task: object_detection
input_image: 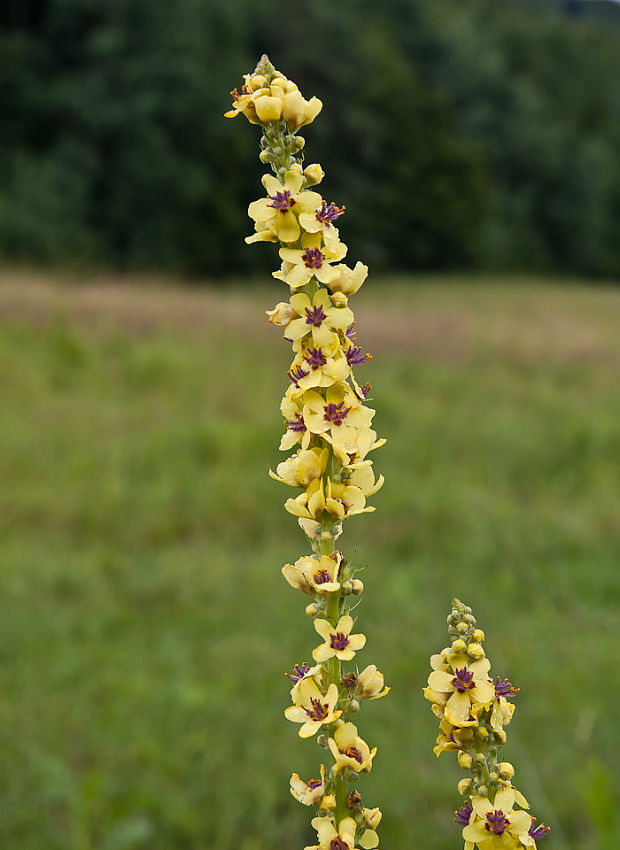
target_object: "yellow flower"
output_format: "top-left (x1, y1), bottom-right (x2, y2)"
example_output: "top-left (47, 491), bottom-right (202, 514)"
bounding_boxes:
top-left (280, 391), bottom-right (310, 451)
top-left (328, 720), bottom-right (377, 774)
top-left (426, 656), bottom-right (495, 727)
top-left (281, 89), bottom-right (323, 131)
top-left (266, 301), bottom-right (297, 325)
top-left (462, 788), bottom-right (532, 849)
top-left (329, 428), bottom-right (386, 468)
top-left (290, 764), bottom-right (327, 806)
top-left (327, 261), bottom-right (368, 296)
top-left (247, 166), bottom-right (322, 244)
top-left (284, 679), bottom-right (341, 738)
top-left (283, 288), bottom-right (354, 349)
top-left (304, 163), bottom-right (325, 186)
top-left (287, 341), bottom-right (350, 395)
top-left (488, 677), bottom-right (518, 733)
top-left (282, 553), bottom-right (342, 595)
top-left (312, 614), bottom-right (366, 662)
top-left (325, 480), bottom-right (371, 520)
top-left (270, 447), bottom-right (328, 488)
top-left (307, 816), bottom-right (359, 850)
top-left (284, 477), bottom-right (326, 520)
top-left (357, 665), bottom-right (390, 700)
top-left (299, 200), bottom-right (346, 253)
top-left (277, 233), bottom-right (347, 289)
top-left (302, 385), bottom-right (375, 456)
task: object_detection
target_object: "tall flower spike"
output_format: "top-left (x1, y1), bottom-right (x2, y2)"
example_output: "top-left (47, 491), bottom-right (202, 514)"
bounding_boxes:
top-left (424, 598), bottom-right (550, 849)
top-left (227, 55), bottom-right (387, 849)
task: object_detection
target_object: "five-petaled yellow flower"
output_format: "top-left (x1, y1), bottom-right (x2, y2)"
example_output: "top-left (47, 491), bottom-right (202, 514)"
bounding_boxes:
top-left (312, 615), bottom-right (366, 662)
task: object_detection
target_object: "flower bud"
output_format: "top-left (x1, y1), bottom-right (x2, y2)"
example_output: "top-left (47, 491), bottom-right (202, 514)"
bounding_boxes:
top-left (457, 622), bottom-right (468, 634)
top-left (458, 778), bottom-right (473, 795)
top-left (330, 292), bottom-right (348, 308)
top-left (266, 301), bottom-right (296, 325)
top-left (477, 784), bottom-right (488, 797)
top-left (452, 639), bottom-right (467, 653)
top-left (495, 729), bottom-right (507, 744)
top-left (351, 579), bottom-right (364, 595)
top-left (341, 580), bottom-right (353, 594)
top-left (305, 603), bottom-right (319, 617)
top-left (348, 699), bottom-right (360, 712)
top-left (475, 726), bottom-right (488, 739)
top-left (498, 762), bottom-right (515, 780)
top-left (467, 642), bottom-right (485, 660)
top-left (316, 734), bottom-right (328, 747)
top-left (488, 772), bottom-right (499, 784)
top-left (320, 794), bottom-right (336, 810)
top-left (348, 772), bottom-right (360, 782)
top-left (458, 752), bottom-right (472, 769)
top-left (473, 628), bottom-right (485, 642)
top-left (474, 753), bottom-right (486, 764)
top-left (304, 163), bottom-right (324, 185)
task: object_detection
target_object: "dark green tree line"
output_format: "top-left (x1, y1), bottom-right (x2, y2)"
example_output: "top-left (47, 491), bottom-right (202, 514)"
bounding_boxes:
top-left (0, 0), bottom-right (619, 277)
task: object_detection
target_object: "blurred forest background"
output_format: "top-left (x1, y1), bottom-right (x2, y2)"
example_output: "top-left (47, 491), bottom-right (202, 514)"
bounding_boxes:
top-left (3, 0), bottom-right (620, 278)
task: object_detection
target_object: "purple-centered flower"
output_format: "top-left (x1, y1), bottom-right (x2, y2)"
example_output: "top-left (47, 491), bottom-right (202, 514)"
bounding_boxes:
top-left (305, 347), bottom-right (327, 370)
top-left (285, 413), bottom-right (306, 432)
top-left (330, 632), bottom-right (350, 651)
top-left (485, 810), bottom-right (509, 835)
top-left (330, 839), bottom-right (348, 850)
top-left (452, 667), bottom-right (476, 693)
top-left (268, 189), bottom-right (296, 212)
top-left (339, 745), bottom-right (363, 764)
top-left (493, 677), bottom-right (519, 698)
top-left (286, 662), bottom-right (311, 684)
top-left (323, 401), bottom-right (349, 426)
top-left (302, 247), bottom-right (325, 269)
top-left (346, 345), bottom-right (371, 366)
top-left (304, 304), bottom-right (327, 327)
top-left (307, 778), bottom-right (322, 791)
top-left (454, 801), bottom-right (473, 827)
top-left (316, 200), bottom-right (345, 225)
top-left (529, 821), bottom-right (550, 840)
top-left (314, 569), bottom-right (332, 585)
top-left (304, 697), bottom-right (329, 721)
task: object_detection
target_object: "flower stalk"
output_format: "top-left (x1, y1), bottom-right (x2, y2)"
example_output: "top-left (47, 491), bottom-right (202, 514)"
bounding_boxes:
top-left (424, 598), bottom-right (550, 848)
top-left (226, 56), bottom-right (387, 850)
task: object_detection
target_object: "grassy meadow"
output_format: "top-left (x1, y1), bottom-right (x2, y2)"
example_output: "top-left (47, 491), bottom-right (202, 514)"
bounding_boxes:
top-left (1, 271), bottom-right (619, 850)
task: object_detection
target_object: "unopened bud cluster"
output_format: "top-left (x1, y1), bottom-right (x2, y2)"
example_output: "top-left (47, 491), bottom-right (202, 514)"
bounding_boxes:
top-left (227, 56), bottom-right (388, 850)
top-left (424, 599), bottom-right (550, 848)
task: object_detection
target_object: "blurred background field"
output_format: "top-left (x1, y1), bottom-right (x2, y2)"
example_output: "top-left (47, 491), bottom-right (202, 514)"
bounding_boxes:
top-left (1, 272), bottom-right (619, 849)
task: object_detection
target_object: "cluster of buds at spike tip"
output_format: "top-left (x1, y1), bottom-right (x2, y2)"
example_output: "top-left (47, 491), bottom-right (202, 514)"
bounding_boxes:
top-left (424, 599), bottom-right (550, 849)
top-left (227, 56), bottom-right (388, 850)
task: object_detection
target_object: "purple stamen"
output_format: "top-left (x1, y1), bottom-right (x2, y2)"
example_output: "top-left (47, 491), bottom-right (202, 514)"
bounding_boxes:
top-left (345, 323), bottom-right (357, 341)
top-left (285, 413), bottom-right (306, 432)
top-left (529, 822), bottom-right (550, 840)
top-left (454, 801), bottom-right (473, 827)
top-left (305, 305), bottom-right (327, 327)
top-left (302, 247), bottom-right (325, 269)
top-left (485, 810), bottom-right (509, 835)
top-left (346, 346), bottom-right (371, 366)
top-left (339, 745), bottom-right (363, 764)
top-left (323, 401), bottom-right (349, 426)
top-left (286, 662), bottom-right (311, 684)
top-left (330, 840), bottom-right (348, 850)
top-left (315, 201), bottom-right (345, 225)
top-left (493, 677), bottom-right (519, 698)
top-left (452, 668), bottom-right (475, 693)
top-left (307, 778), bottom-right (322, 791)
top-left (288, 366), bottom-right (307, 386)
top-left (268, 189), bottom-right (296, 212)
top-left (314, 569), bottom-right (332, 585)
top-left (330, 632), bottom-right (350, 651)
top-left (305, 697), bottom-right (329, 721)
top-left (305, 347), bottom-right (327, 370)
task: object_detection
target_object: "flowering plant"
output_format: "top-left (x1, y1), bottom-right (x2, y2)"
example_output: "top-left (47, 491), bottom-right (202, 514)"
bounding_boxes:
top-left (226, 56), bottom-right (387, 849)
top-left (424, 598), bottom-right (550, 849)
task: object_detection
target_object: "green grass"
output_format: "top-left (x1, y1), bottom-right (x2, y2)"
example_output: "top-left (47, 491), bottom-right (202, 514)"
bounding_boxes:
top-left (0, 273), bottom-right (619, 850)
